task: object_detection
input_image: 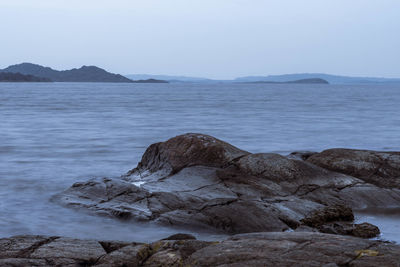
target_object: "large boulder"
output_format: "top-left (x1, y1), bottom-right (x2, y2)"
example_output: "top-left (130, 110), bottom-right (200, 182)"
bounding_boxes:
top-left (53, 134), bottom-right (400, 235)
top-left (125, 133), bottom-right (250, 177)
top-left (1, 233), bottom-right (399, 267)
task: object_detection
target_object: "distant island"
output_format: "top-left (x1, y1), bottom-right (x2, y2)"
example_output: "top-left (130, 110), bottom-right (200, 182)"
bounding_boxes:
top-left (133, 78), bottom-right (168, 83)
top-left (245, 78), bottom-right (329, 84)
top-left (0, 72), bottom-right (52, 82)
top-left (233, 73), bottom-right (400, 85)
top-left (2, 63), bottom-right (399, 84)
top-left (126, 74), bottom-right (212, 83)
top-left (126, 73), bottom-right (400, 84)
top-left (0, 63), bottom-right (168, 83)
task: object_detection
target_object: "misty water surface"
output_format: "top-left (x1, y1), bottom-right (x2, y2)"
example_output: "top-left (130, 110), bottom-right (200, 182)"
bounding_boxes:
top-left (1, 82), bottom-right (399, 242)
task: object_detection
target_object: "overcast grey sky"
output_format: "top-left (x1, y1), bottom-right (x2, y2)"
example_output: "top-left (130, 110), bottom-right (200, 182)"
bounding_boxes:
top-left (1, 0), bottom-right (399, 79)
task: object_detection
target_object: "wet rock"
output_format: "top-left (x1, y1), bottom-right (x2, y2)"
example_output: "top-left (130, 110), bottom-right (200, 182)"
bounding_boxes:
top-left (236, 153), bottom-right (329, 183)
top-left (352, 222), bottom-right (381, 238)
top-left (0, 235), bottom-right (106, 266)
top-left (0, 235), bottom-right (55, 259)
top-left (30, 237), bottom-right (106, 266)
top-left (317, 221), bottom-right (353, 235)
top-left (307, 148), bottom-right (400, 189)
top-left (99, 240), bottom-right (137, 253)
top-left (162, 233), bottom-right (196, 240)
top-left (301, 204), bottom-right (354, 227)
top-left (312, 221), bottom-right (380, 238)
top-left (96, 244), bottom-right (145, 266)
top-left (186, 232), bottom-right (400, 267)
top-left (288, 151), bottom-right (318, 160)
top-left (0, 258), bottom-right (48, 266)
top-left (126, 133), bottom-right (250, 177)
top-left (142, 240), bottom-right (212, 266)
top-left (1, 233), bottom-right (399, 267)
top-left (54, 134), bottom-right (400, 235)
top-left (294, 225), bottom-right (318, 232)
top-left (300, 205), bottom-right (380, 238)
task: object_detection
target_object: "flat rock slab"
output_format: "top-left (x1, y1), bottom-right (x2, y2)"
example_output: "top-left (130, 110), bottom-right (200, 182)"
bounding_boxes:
top-left (0, 233), bottom-right (399, 266)
top-left (307, 148), bottom-right (400, 189)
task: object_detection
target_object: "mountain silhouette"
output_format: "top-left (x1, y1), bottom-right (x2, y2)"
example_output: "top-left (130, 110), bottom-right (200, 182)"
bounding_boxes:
top-left (0, 63), bottom-right (166, 83)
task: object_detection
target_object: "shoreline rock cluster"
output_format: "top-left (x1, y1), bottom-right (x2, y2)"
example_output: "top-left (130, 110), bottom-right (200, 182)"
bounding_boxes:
top-left (2, 133), bottom-right (400, 266)
top-left (53, 133), bottom-right (400, 236)
top-left (1, 232), bottom-right (399, 266)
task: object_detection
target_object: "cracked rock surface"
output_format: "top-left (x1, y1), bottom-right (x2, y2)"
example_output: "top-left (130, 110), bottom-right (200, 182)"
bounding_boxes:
top-left (53, 133), bottom-right (400, 235)
top-left (307, 148), bottom-right (400, 189)
top-left (0, 232), bottom-right (399, 267)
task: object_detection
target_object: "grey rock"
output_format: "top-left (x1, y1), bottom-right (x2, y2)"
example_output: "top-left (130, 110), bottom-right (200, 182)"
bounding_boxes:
top-left (1, 233), bottom-right (399, 267)
top-left (188, 232), bottom-right (400, 267)
top-left (126, 133), bottom-right (250, 177)
top-left (299, 205), bottom-right (380, 238)
top-left (352, 222), bottom-right (381, 238)
top-left (162, 233), bottom-right (196, 240)
top-left (288, 151), bottom-right (318, 160)
top-left (294, 225), bottom-right (319, 232)
top-left (300, 204), bottom-right (354, 227)
top-left (96, 244), bottom-right (145, 267)
top-left (53, 134), bottom-right (400, 235)
top-left (307, 148), bottom-right (400, 189)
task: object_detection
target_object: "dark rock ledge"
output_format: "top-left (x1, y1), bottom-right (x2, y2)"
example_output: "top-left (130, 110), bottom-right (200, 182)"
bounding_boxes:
top-left (52, 133), bottom-right (400, 236)
top-left (1, 232), bottom-right (399, 266)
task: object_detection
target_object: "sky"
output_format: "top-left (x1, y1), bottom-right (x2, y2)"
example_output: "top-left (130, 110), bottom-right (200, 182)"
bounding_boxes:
top-left (0, 0), bottom-right (399, 79)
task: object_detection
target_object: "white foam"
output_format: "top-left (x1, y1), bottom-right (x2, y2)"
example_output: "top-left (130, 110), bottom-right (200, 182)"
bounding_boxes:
top-left (132, 181), bottom-right (146, 187)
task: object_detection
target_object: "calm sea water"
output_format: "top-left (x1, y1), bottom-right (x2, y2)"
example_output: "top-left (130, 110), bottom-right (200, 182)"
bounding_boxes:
top-left (1, 82), bottom-right (399, 242)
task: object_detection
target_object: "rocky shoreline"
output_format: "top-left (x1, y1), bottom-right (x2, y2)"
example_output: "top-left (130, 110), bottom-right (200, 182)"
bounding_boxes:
top-left (1, 232), bottom-right (399, 266)
top-left (2, 133), bottom-right (400, 266)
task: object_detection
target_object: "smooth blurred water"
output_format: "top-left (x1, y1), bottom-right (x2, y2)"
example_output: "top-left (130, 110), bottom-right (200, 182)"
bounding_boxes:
top-left (1, 82), bottom-right (399, 242)
top-left (355, 208), bottom-right (400, 244)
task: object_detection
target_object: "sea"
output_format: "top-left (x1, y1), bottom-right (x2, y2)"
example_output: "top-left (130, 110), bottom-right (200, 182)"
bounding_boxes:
top-left (1, 82), bottom-right (399, 243)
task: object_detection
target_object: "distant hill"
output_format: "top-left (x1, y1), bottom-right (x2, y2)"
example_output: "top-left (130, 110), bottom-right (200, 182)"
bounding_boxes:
top-left (287, 78), bottom-right (329, 84)
top-left (246, 78), bottom-right (329, 84)
top-left (234, 73), bottom-right (400, 85)
top-left (3, 64), bottom-right (398, 84)
top-left (0, 72), bottom-right (51, 82)
top-left (126, 74), bottom-right (212, 83)
top-left (133, 78), bottom-right (168, 83)
top-left (0, 63), bottom-right (167, 83)
top-left (127, 73), bottom-right (400, 84)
